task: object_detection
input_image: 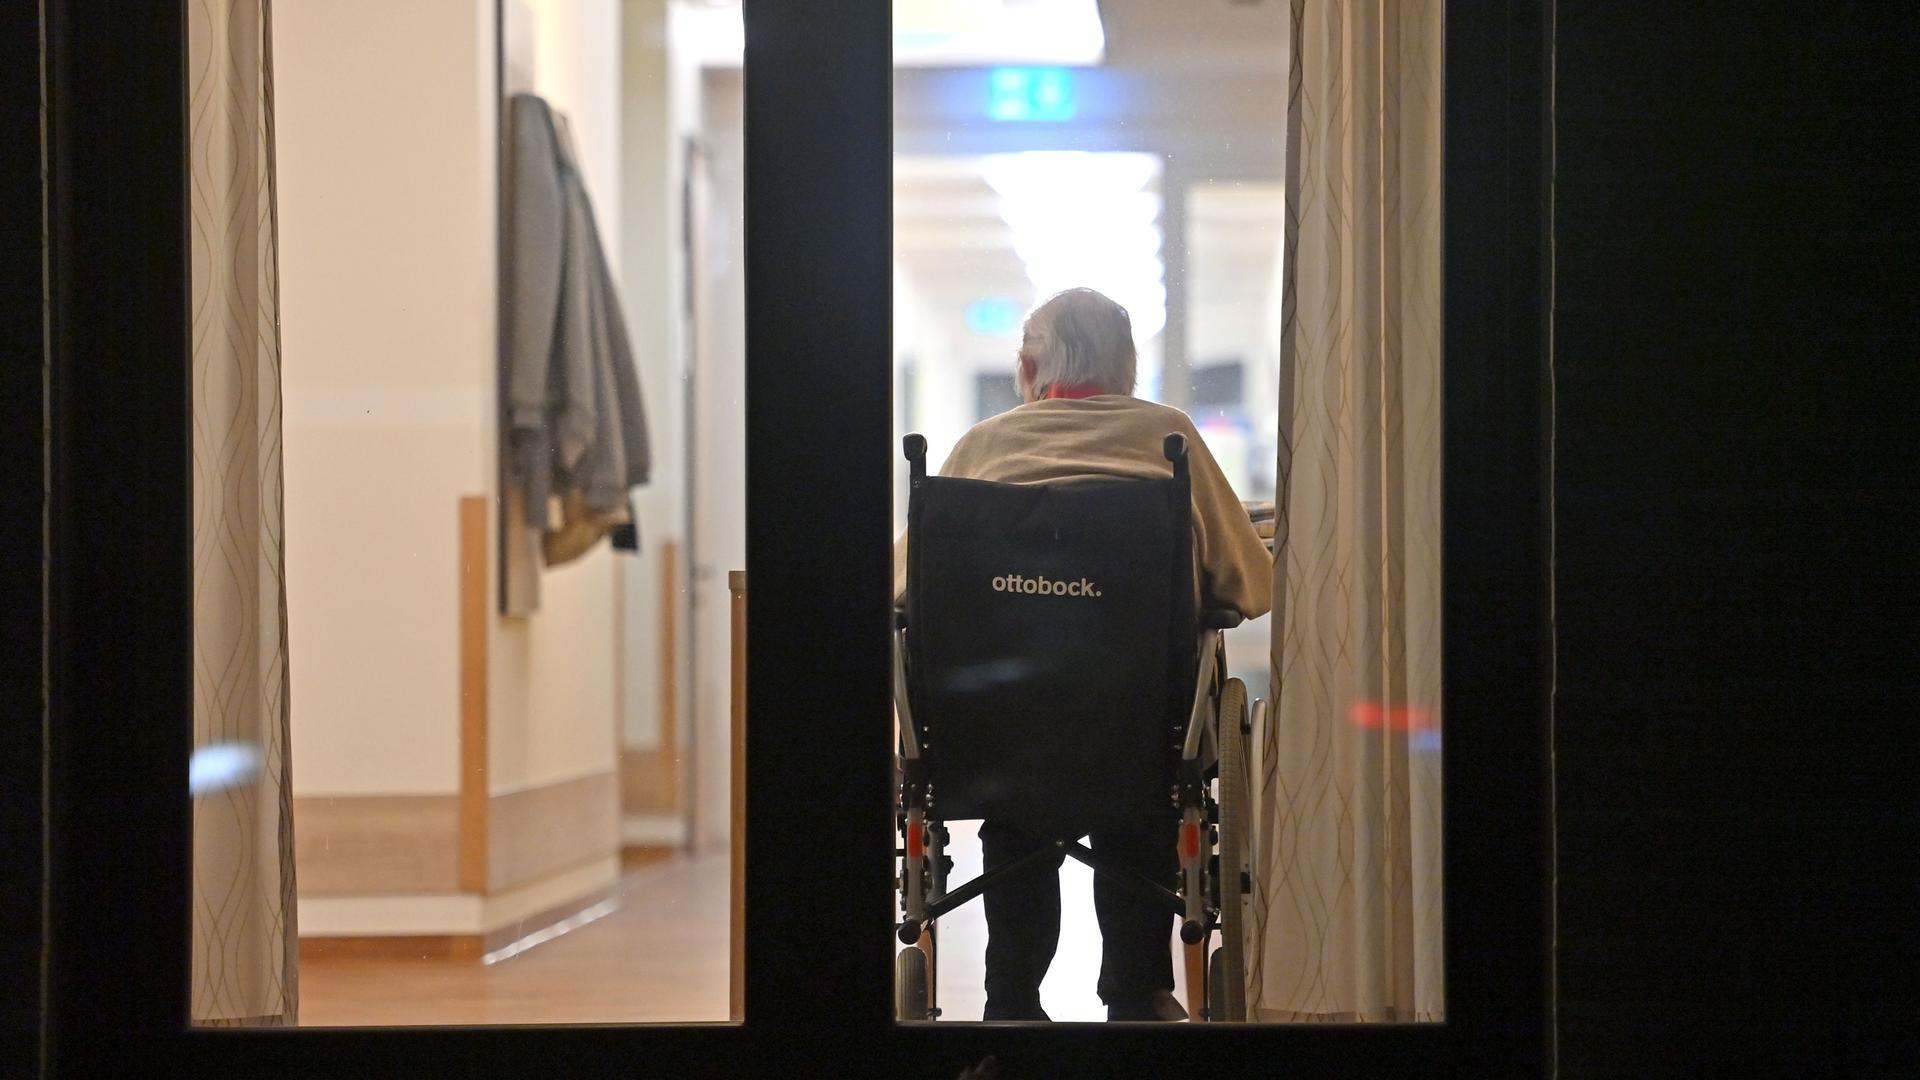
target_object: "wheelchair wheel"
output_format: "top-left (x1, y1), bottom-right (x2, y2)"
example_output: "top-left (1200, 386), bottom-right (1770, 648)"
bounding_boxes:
top-left (1214, 677), bottom-right (1250, 1022)
top-left (895, 946), bottom-right (930, 1021)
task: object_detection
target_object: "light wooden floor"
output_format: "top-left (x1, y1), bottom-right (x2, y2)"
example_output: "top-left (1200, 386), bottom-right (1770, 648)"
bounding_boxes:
top-left (300, 851), bottom-right (731, 1026)
top-left (299, 836), bottom-right (1185, 1026)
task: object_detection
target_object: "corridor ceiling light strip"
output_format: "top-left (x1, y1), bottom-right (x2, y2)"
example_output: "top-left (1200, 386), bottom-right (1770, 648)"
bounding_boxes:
top-left (895, 0), bottom-right (1105, 67)
top-left (982, 151), bottom-right (1168, 340)
top-left (982, 150), bottom-right (1160, 194)
top-left (670, 2), bottom-right (1106, 69)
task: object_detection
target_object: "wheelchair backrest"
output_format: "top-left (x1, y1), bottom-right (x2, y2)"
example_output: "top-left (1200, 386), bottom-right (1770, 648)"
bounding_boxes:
top-left (903, 436), bottom-right (1196, 832)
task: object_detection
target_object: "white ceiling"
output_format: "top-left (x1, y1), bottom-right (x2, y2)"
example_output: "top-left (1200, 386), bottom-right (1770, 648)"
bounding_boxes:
top-left (894, 170), bottom-right (1284, 342)
top-left (892, 0), bottom-right (1286, 332)
top-left (1096, 0), bottom-right (1286, 76)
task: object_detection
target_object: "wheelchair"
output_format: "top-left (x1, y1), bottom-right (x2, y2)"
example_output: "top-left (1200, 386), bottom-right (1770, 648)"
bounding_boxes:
top-left (892, 431), bottom-right (1263, 1022)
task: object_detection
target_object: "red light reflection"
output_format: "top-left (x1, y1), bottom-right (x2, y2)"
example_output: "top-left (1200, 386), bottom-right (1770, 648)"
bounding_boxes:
top-left (1348, 699), bottom-right (1436, 732)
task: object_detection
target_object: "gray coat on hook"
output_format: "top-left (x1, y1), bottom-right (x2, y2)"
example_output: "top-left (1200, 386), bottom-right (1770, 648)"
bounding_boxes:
top-left (504, 92), bottom-right (651, 535)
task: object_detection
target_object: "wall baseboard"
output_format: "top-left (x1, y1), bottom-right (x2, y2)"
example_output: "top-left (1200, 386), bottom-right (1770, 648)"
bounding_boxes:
top-left (299, 933), bottom-right (483, 963)
top-left (294, 794), bottom-right (461, 895)
top-left (299, 880), bottom-right (617, 964)
top-left (296, 771), bottom-right (618, 898)
top-left (488, 771), bottom-right (619, 894)
top-left (620, 812), bottom-right (688, 847)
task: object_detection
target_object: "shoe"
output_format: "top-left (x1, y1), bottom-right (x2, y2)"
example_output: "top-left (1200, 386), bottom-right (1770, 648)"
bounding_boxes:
top-left (1105, 988), bottom-right (1187, 1022)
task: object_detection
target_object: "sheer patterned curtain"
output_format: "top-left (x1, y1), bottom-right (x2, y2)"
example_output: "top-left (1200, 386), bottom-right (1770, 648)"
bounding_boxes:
top-left (1249, 0), bottom-right (1445, 1022)
top-left (189, 0), bottom-right (297, 1026)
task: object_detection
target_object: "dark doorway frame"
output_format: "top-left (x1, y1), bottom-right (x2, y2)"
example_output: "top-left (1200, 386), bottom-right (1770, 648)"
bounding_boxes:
top-left (32, 0), bottom-right (1551, 1075)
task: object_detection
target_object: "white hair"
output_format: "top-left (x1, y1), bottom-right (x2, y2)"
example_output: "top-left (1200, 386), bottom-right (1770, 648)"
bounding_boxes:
top-left (1019, 288), bottom-right (1137, 398)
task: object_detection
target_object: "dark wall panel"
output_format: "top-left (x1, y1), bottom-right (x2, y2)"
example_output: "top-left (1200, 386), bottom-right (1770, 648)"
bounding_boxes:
top-left (1, 3), bottom-right (47, 1074)
top-left (1553, 3), bottom-right (1916, 1075)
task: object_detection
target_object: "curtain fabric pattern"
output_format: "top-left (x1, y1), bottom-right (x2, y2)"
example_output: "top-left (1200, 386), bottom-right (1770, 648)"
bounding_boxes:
top-left (1251, 0), bottom-right (1445, 1022)
top-left (189, 0), bottom-right (297, 1026)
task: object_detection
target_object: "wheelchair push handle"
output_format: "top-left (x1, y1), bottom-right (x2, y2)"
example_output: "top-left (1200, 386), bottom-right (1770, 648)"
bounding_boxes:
top-left (1163, 433), bottom-right (1191, 501)
top-left (903, 434), bottom-right (928, 485)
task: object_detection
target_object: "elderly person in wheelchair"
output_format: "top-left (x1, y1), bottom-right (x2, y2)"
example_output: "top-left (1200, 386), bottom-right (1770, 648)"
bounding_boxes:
top-left (892, 288), bottom-right (1273, 1023)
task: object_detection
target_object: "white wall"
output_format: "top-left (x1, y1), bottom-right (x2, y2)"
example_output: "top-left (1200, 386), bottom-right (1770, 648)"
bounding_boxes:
top-left (278, 0), bottom-right (498, 797)
top-left (278, 0), bottom-right (698, 938)
top-left (489, 0), bottom-right (629, 797)
top-left (616, 0), bottom-right (687, 761)
top-left (523, 0), bottom-right (624, 247)
top-left (688, 68), bottom-right (746, 850)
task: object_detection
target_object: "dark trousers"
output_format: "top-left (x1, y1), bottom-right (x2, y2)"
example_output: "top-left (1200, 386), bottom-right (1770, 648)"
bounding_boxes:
top-left (978, 818), bottom-right (1177, 1017)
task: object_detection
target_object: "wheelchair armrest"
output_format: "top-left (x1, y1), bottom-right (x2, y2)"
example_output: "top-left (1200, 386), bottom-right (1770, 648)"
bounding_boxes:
top-left (1200, 607), bottom-right (1244, 630)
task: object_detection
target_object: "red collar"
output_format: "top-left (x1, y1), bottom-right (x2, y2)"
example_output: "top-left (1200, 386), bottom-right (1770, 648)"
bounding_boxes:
top-left (1043, 383), bottom-right (1109, 400)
